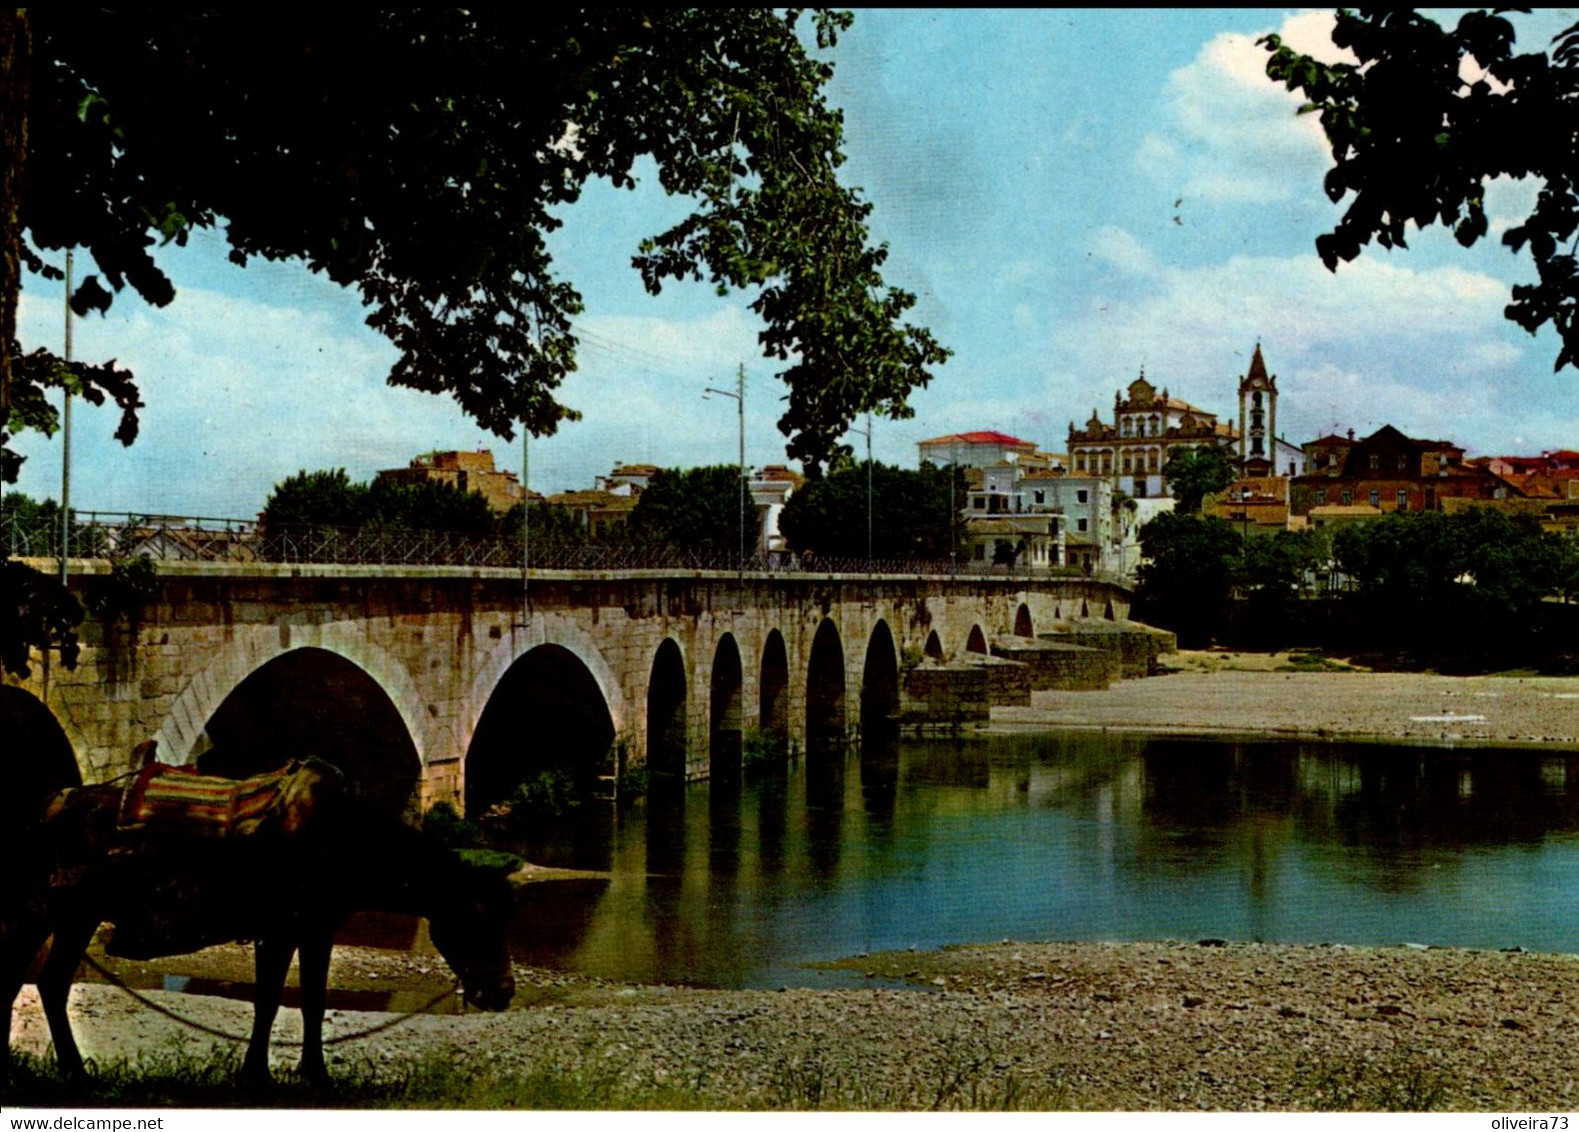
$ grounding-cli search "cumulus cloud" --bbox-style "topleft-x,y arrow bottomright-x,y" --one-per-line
8,277 -> 785,514
1032,248 -> 1569,456
1090,226 -> 1157,276
1136,15 -> 1346,205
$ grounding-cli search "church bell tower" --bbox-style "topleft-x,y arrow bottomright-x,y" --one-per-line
1237,343 -> 1277,476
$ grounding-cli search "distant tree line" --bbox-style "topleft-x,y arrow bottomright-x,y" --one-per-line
260,469 -> 586,543
1137,508 -> 1579,670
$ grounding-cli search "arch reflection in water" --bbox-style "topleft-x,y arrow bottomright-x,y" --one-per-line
491,732 -> 1579,990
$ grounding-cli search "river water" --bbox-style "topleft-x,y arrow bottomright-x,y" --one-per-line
487,731 -> 1579,989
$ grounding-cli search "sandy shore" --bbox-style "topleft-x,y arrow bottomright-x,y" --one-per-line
994,651 -> 1579,748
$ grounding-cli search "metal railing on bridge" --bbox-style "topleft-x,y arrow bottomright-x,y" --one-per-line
1,510 -> 1122,582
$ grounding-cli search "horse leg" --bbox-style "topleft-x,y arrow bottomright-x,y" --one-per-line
241,938 -> 295,1085
35,918 -> 96,1080
1,911 -> 54,1084
295,929 -> 333,1085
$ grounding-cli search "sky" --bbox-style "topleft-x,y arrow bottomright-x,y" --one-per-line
11,8 -> 1579,518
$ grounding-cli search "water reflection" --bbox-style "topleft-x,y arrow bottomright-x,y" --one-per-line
493,733 -> 1579,988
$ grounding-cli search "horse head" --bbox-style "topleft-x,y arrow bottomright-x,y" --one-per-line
426,863 -> 517,1011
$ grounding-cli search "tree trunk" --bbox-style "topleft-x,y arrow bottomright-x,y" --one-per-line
0,8 -> 29,425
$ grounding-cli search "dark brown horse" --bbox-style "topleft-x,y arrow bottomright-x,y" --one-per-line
2,757 -> 516,1084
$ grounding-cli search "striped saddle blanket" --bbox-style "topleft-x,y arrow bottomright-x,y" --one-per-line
117,761 -> 297,839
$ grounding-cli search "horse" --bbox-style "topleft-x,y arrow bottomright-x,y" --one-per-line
2,756 -> 517,1085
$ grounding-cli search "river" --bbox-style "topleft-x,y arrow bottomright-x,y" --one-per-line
479,731 -> 1579,989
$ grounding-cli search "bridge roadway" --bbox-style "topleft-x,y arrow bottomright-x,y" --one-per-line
4,561 -> 1133,814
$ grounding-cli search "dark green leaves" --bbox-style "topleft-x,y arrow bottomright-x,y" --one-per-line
16,9 -> 945,463
1262,9 -> 1579,372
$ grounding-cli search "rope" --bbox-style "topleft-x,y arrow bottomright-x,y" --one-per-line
79,951 -> 463,1047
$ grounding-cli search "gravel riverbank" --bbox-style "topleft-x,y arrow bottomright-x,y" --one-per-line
12,939 -> 1579,1110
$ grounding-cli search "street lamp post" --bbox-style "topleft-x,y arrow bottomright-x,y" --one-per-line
704,364 -> 746,580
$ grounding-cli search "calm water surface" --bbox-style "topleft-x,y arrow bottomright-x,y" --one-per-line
492,732 -> 1579,989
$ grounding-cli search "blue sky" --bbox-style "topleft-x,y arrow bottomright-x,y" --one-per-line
11,9 -> 1579,517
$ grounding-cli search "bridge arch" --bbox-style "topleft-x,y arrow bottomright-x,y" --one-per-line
805,617 -> 846,756
193,645 -> 421,818
709,633 -> 744,781
758,628 -> 790,755
1014,603 -> 1034,637
860,619 -> 900,737
156,624 -> 429,772
647,638 -> 689,786
924,628 -> 943,660
463,643 -> 616,817
466,614 -> 626,750
1,685 -> 81,818
965,624 -> 989,655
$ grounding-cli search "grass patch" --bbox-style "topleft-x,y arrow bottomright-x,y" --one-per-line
4,1047 -> 710,1110
6,1033 -> 1075,1111
1293,1053 -> 1449,1112
1275,652 -> 1358,673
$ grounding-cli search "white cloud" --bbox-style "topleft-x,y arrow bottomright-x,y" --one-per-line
1137,16 -> 1344,204
1090,225 -> 1157,275
9,278 -> 786,513
1030,248 -> 1570,456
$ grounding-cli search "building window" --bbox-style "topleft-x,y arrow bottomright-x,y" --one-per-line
1077,489 -> 1088,503
1369,454 -> 1379,470
1342,489 -> 1353,505
1397,489 -> 1408,509
1078,518 -> 1089,532
1316,488 -> 1326,505
973,544 -> 985,561
1034,490 -> 1045,504
1369,489 -> 1380,507
973,498 -> 985,510
1397,455 -> 1407,470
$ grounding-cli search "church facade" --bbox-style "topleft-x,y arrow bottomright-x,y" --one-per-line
1066,373 -> 1234,498
1066,345 -> 1305,498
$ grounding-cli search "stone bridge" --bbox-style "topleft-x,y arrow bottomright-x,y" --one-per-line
4,563 -> 1137,816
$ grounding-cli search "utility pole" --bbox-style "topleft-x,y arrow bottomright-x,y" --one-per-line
520,428 -> 530,625
60,249 -> 73,584
704,365 -> 746,581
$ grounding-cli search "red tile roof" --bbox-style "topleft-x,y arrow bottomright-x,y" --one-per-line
919,430 -> 1038,448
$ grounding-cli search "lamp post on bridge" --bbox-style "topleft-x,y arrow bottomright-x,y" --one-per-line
704,364 -> 747,583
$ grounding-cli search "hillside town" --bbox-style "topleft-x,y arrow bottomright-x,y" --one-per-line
370,343 -> 1579,580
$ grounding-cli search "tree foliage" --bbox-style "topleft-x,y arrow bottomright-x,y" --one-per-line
1333,507 -> 1567,620
2,9 -> 947,477
779,460 -> 964,560
1262,10 -> 1579,370
1164,444 -> 1236,513
1135,512 -> 1243,647
626,466 -> 746,553
260,468 -> 512,536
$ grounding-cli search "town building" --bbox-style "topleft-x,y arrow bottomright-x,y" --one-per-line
1067,372 -> 1235,499
751,465 -> 804,556
1209,475 -> 1292,536
547,489 -> 638,538
918,430 -> 1051,471
375,449 -> 524,512
1289,424 -> 1518,519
